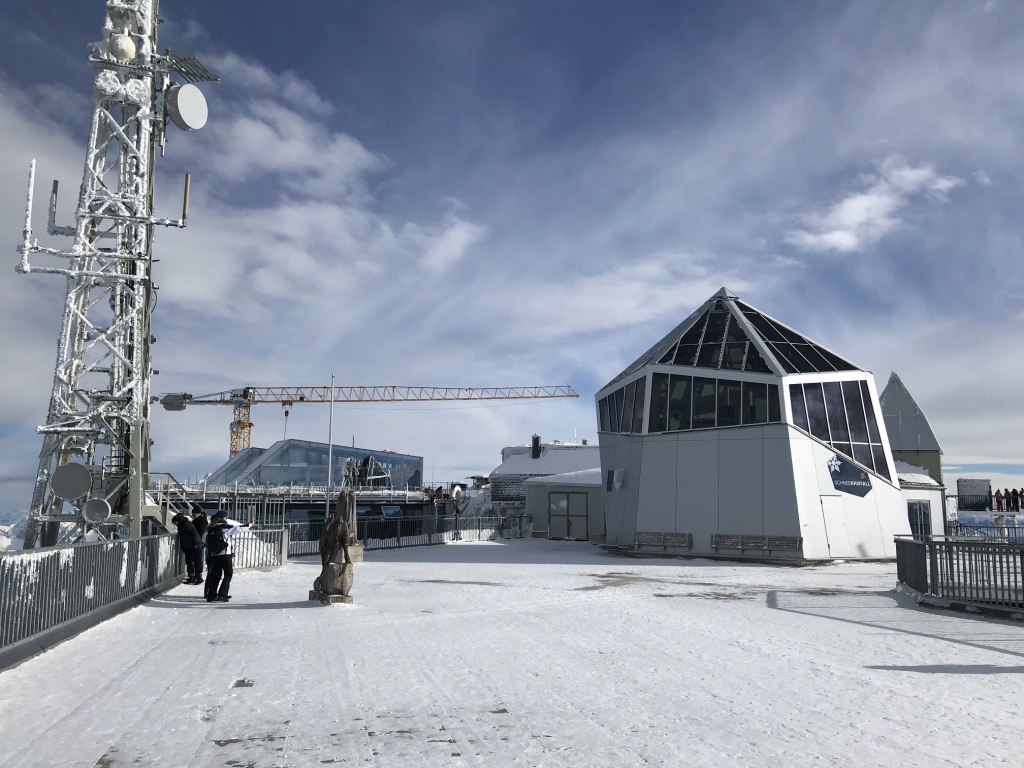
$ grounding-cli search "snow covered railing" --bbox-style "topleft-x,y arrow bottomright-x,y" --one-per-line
286,515 -> 531,556
0,535 -> 179,655
895,536 -> 1024,616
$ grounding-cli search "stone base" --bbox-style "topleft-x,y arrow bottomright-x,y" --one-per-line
309,590 -> 354,604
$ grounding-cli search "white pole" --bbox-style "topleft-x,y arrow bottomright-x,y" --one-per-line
327,373 -> 335,519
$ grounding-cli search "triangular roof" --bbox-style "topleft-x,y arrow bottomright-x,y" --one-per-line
880,373 -> 942,454
604,287 -> 859,388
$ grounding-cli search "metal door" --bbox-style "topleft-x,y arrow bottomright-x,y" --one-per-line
820,496 -> 853,557
548,492 -> 589,540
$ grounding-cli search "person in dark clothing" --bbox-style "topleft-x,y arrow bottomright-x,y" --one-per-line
1012,488 -> 1021,514
171,513 -> 203,584
189,505 -> 208,583
204,512 -> 251,603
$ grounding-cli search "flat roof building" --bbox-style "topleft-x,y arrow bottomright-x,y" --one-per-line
596,287 -> 910,561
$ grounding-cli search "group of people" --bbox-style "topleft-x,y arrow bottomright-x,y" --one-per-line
995,488 -> 1023,514
170,506 -> 250,603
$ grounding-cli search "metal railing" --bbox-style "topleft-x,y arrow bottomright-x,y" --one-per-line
287,515 -> 531,556
0,534 -> 178,650
895,536 -> 1024,613
946,521 -> 1024,541
1,529 -> 289,654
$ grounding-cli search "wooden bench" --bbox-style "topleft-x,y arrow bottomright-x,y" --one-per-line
711,534 -> 803,554
634,531 -> 693,551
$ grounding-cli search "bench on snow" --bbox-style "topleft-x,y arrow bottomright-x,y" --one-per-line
633,532 -> 693,551
710,534 -> 803,554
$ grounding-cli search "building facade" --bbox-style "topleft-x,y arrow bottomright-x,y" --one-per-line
596,288 -> 910,561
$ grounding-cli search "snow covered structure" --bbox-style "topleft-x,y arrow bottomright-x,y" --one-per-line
894,462 -> 945,537
488,442 -> 599,509
595,288 -> 910,561
524,468 -> 604,542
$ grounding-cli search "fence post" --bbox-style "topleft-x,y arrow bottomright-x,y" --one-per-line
281,528 -> 289,566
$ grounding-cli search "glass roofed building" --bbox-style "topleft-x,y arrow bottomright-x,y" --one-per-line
204,438 -> 423,490
595,287 -> 909,561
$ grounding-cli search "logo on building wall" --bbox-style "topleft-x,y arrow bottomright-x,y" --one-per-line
828,454 -> 872,497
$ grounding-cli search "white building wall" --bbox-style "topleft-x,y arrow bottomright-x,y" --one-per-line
601,423 -> 910,559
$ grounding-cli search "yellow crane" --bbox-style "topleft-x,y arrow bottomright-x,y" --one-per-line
159,385 -> 580,456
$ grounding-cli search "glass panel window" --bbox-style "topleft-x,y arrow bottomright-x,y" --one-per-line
768,344 -> 799,373
773,343 -> 817,373
649,373 -> 669,433
853,443 -> 875,472
861,381 -> 881,443
696,342 -> 723,369
717,380 -> 741,427
833,442 -> 853,460
613,387 -> 625,432
742,381 -> 768,425
818,347 -> 857,371
679,314 -> 708,346
668,375 -> 692,431
843,381 -> 869,442
795,344 -> 836,372
702,308 -> 729,346
823,382 -> 850,442
871,444 -> 890,480
742,311 -> 786,343
621,381 -> 636,434
725,315 -> 747,342
744,344 -> 772,373
692,377 -> 717,429
632,378 -> 646,433
721,342 -> 746,370
658,344 -> 678,364
768,383 -> 781,422
599,396 -> 610,432
789,384 -> 809,431
803,383 -> 831,441
766,317 -> 805,344
673,344 -> 699,366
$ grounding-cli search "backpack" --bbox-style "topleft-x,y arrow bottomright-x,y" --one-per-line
207,525 -> 228,556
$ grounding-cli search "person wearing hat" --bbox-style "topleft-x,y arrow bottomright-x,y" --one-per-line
171,511 -> 203,584
204,512 -> 252,603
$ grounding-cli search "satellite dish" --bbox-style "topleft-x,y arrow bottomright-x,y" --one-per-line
166,84 -> 208,131
83,498 -> 113,525
51,462 -> 93,500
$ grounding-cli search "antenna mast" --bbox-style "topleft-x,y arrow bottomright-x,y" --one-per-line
17,1 -> 217,547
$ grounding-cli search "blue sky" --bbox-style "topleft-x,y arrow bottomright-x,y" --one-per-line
1,1 -> 1022,505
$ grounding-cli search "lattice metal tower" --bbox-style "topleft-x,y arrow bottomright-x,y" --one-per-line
17,0 -> 217,547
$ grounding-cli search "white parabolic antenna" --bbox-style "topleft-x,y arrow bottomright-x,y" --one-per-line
51,462 -> 92,500
82,497 -> 113,525
166,83 -> 208,131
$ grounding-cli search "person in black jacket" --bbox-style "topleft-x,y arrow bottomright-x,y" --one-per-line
190,505 -> 209,583
171,512 -> 203,584
204,512 -> 252,603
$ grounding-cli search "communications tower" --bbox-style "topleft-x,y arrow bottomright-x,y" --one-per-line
16,1 -> 217,547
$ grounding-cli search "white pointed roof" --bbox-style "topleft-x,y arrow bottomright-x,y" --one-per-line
604,288 -> 861,389
880,373 -> 942,454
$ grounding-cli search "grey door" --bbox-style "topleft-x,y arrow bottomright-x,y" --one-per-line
907,500 -> 932,538
549,492 -> 589,540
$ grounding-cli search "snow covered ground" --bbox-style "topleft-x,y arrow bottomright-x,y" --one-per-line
1,538 -> 1021,767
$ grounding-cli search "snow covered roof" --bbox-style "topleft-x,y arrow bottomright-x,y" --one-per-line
880,373 -> 942,454
523,468 -> 603,487
604,287 -> 860,389
490,445 -> 599,478
894,460 -> 941,487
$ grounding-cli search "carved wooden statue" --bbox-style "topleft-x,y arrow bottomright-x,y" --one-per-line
310,489 -> 355,604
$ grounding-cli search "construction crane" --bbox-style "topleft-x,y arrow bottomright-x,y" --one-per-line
160,385 -> 580,456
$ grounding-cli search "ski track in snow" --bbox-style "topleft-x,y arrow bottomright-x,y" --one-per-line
0,538 -> 1022,767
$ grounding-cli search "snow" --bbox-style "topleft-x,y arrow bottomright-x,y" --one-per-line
490,444 -> 599,477
894,460 -> 940,487
524,467 -> 602,487
1,538 -> 1021,766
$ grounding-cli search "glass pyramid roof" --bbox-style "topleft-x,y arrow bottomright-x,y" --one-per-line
606,287 -> 859,387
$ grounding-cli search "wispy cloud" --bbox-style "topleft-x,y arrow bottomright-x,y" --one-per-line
786,157 -> 962,254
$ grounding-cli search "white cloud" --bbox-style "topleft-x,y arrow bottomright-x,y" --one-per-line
786,157 -> 962,254
205,52 -> 333,116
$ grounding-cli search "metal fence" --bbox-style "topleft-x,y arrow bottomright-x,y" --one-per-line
288,515 -> 531,556
946,521 -> 1024,541
1,529 -> 288,655
895,536 -> 1024,613
0,535 -> 178,650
